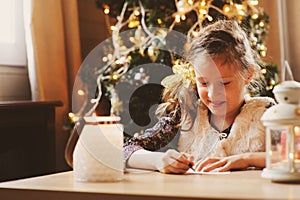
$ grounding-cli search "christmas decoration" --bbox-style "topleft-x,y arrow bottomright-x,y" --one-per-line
72,0 -> 279,138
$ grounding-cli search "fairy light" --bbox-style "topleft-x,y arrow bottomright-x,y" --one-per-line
200,0 -> 206,6
181,15 -> 186,20
175,14 -> 181,23
104,8 -> 110,14
157,18 -> 162,24
251,13 -> 259,19
207,15 -> 213,21
107,54 -> 113,60
261,68 -> 267,74
249,0 -> 259,6
223,5 -> 230,13
102,56 -> 108,62
77,89 -> 85,96
188,0 -> 194,5
110,26 -> 116,31
260,44 -> 266,51
199,8 -> 207,15
111,74 -> 119,81
68,112 -> 75,123
259,21 -> 265,27
134,10 -> 140,16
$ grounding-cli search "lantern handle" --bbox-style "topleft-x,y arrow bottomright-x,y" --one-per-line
282,60 -> 294,82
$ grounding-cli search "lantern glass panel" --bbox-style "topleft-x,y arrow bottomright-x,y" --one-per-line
268,127 -> 289,170
294,126 -> 300,171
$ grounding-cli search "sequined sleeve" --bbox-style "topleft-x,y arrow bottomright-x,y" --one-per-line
123,117 -> 178,161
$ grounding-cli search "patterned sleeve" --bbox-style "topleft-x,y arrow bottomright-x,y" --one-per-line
124,117 -> 179,162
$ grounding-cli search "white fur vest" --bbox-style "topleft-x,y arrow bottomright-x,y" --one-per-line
177,96 -> 275,162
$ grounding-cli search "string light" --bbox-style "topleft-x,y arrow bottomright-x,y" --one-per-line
251,13 -> 259,19
77,90 -> 85,96
175,14 -> 181,23
103,5 -> 110,15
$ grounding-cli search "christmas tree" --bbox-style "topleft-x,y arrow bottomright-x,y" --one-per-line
73,0 -> 279,139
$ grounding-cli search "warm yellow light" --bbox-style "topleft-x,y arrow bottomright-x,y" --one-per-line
199,8 -> 207,15
68,112 -> 75,118
112,74 -> 119,80
157,18 -> 162,24
223,5 -> 230,13
201,0 -> 206,7
251,13 -> 258,19
207,15 -> 213,21
77,90 -> 85,96
104,8 -> 110,15
295,126 -> 300,134
261,68 -> 267,74
107,54 -> 113,60
181,15 -> 186,20
259,21 -> 265,27
188,0 -> 194,5
192,31 -> 199,37
110,26 -> 116,31
250,0 -> 259,6
175,15 -> 181,23
260,44 -> 266,50
68,112 -> 75,122
134,10 -> 140,16
261,50 -> 266,57
102,56 -> 108,62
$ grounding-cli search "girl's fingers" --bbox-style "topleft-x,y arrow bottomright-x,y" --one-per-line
201,160 -> 227,172
194,158 -> 220,172
166,150 -> 193,166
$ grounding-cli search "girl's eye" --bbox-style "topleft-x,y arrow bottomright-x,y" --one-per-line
199,82 -> 208,86
220,81 -> 230,86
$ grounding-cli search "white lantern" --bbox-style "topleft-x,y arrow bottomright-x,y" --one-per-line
73,116 -> 124,182
261,81 -> 300,182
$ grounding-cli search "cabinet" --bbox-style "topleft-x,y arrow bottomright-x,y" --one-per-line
0,101 -> 62,182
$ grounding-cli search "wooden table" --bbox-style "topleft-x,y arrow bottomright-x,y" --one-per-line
0,169 -> 299,200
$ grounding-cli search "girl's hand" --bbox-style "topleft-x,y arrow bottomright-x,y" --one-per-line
194,153 -> 265,172
156,149 -> 194,174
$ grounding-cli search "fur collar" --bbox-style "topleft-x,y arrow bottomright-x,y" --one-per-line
177,96 -> 275,162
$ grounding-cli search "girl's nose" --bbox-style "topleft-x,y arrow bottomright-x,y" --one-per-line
207,84 -> 225,99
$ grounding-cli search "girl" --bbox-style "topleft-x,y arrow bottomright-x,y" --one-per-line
124,20 -> 275,174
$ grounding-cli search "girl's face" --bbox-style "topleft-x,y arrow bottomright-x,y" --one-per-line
194,56 -> 251,118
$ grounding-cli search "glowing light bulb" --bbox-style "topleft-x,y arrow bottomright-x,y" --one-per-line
261,68 -> 267,74
77,90 -> 85,96
250,0 -> 259,6
223,5 -> 230,13
134,10 -> 140,16
104,8 -> 110,14
259,21 -> 265,27
251,13 -> 258,19
175,15 -> 181,23
207,15 -> 213,21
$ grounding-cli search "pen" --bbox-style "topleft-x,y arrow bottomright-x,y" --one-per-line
159,131 -> 195,171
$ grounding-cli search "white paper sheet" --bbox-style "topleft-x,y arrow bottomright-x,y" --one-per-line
185,168 -> 231,175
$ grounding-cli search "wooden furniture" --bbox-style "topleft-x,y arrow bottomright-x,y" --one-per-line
0,169 -> 299,200
0,101 -> 62,182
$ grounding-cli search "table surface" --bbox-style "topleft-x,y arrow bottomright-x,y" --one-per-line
0,169 -> 300,200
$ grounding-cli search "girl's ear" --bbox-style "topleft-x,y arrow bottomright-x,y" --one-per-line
245,65 -> 255,85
